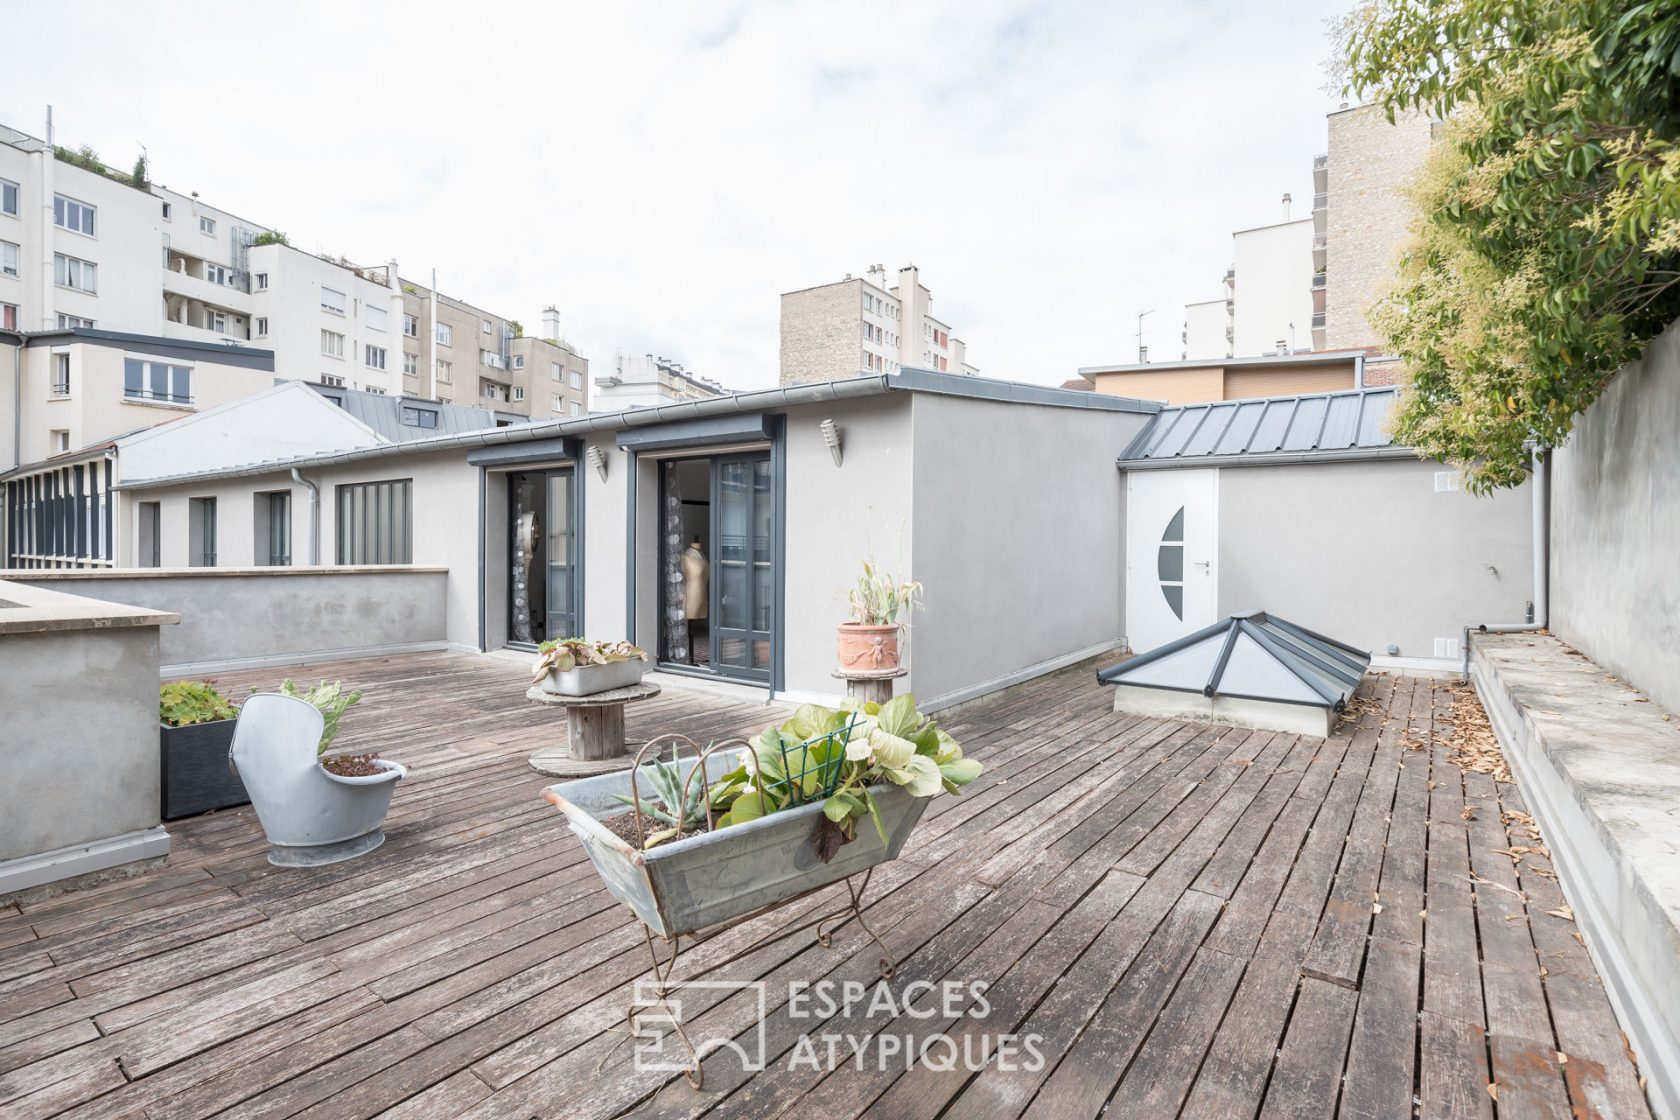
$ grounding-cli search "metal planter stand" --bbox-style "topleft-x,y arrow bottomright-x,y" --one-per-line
544,730 -> 925,1089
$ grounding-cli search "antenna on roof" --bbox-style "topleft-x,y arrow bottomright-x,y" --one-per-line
1136,309 -> 1154,363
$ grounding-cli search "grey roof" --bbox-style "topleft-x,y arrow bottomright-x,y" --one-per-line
1118,385 -> 1405,469
115,367 -> 1160,489
1098,611 -> 1371,710
304,384 -> 503,442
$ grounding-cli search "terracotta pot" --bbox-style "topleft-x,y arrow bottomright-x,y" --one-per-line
837,622 -> 901,672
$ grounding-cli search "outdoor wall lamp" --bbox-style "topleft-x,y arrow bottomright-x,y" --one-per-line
820,418 -> 843,467
586,444 -> 609,482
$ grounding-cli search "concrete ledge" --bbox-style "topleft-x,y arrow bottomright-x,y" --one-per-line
164,640 -> 452,678
0,579 -> 179,636
1472,632 -> 1680,1120
0,827 -> 172,902
4,565 -> 449,580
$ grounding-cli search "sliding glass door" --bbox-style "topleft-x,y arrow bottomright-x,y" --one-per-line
508,469 -> 577,647
712,455 -> 773,680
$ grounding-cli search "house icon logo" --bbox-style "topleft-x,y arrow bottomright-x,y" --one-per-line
630,979 -> 768,1074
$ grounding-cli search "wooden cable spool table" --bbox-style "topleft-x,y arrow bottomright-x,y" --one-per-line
526,681 -> 663,778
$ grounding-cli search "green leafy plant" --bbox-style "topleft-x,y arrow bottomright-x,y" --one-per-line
846,561 -> 922,626
130,154 -> 149,191
531,638 -> 647,682
277,679 -> 362,754
252,230 -> 289,247
159,681 -> 238,727
1336,0 -> 1680,491
711,695 -> 981,859
611,757 -> 714,849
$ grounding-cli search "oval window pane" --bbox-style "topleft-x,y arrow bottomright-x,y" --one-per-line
1162,584 -> 1184,620
1158,544 -> 1183,582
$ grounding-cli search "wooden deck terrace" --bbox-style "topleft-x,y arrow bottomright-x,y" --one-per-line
0,651 -> 1653,1118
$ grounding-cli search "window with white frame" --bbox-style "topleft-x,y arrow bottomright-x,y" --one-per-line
550,361 -> 561,380
206,310 -> 227,332
54,253 -> 97,293
321,329 -> 345,358
52,429 -> 70,453
481,319 -> 492,335
205,263 -> 227,286
320,287 -> 346,315
161,200 -> 172,220
402,352 -> 417,375
123,357 -> 193,404
365,344 -> 386,370
365,386 -> 386,395
512,355 -> 524,369
0,178 -> 17,217
568,370 -> 581,390
255,317 -> 268,337
402,313 -> 418,338
570,401 -> 582,416
255,272 -> 269,290
365,305 -> 388,332
0,240 -> 16,277
480,349 -> 502,368
1,303 -> 16,330
512,386 -> 524,401
552,394 -> 563,410
199,215 -> 216,235
435,322 -> 452,346
51,353 -> 70,395
56,313 -> 94,329
320,373 -> 345,387
53,195 -> 95,236
437,359 -> 452,383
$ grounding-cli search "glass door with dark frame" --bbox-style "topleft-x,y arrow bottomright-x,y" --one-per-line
507,469 -> 577,648
712,454 -> 773,680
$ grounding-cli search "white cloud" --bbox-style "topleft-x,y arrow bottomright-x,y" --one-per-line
0,0 -> 1346,388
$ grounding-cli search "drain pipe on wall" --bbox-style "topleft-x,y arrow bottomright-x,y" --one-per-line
1462,442 -> 1550,680
290,468 -> 321,565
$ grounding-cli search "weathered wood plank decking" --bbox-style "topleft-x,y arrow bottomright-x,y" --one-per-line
0,653 -> 1652,1118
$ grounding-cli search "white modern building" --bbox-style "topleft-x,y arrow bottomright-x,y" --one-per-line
591,352 -> 727,413
779,264 -> 977,384
0,117 -> 584,430
1178,199 -> 1315,362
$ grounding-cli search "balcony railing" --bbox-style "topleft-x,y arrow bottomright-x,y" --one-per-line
1313,153 -> 1328,170
1313,233 -> 1328,250
1312,272 -> 1327,290
1312,192 -> 1327,211
125,387 -> 194,406
1311,312 -> 1327,328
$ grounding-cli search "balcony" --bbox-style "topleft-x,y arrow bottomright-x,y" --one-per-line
162,265 -> 252,312
1312,312 -> 1327,328
1312,272 -> 1327,291
1312,191 -> 1327,212
1313,153 -> 1328,170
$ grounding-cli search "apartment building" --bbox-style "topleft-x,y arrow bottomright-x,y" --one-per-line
779,264 -> 977,385
591,352 -> 726,412
0,118 -> 585,427
1176,104 -> 1433,374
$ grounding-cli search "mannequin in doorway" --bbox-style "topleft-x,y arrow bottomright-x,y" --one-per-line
682,536 -> 709,664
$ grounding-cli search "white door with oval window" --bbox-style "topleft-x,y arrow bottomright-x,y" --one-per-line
1125,469 -> 1218,653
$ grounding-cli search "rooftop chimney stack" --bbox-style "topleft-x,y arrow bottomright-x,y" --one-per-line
1282,193 -> 1292,221
541,305 -> 561,341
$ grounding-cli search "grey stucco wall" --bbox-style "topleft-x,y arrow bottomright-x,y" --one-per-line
1215,458 -> 1533,659
14,569 -> 449,670
910,394 -> 1148,706
0,625 -> 162,861
1551,319 -> 1680,712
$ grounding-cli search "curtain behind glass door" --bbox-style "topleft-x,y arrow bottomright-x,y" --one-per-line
545,471 -> 576,640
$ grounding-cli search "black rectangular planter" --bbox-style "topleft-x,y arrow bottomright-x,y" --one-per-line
160,717 -> 249,820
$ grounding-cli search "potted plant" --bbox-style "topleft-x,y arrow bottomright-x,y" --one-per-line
532,638 -> 649,696
159,681 -> 248,820
231,679 -> 407,867
837,562 -> 922,672
542,693 -> 981,937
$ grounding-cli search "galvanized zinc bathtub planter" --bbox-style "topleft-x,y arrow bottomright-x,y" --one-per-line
541,745 -> 927,938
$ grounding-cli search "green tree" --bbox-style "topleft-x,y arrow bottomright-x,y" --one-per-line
130,153 -> 149,190
252,230 -> 289,247
1339,0 -> 1680,491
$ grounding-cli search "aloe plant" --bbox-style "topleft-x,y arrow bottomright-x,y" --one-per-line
612,757 -> 713,849
846,561 -> 922,627
277,679 -> 361,754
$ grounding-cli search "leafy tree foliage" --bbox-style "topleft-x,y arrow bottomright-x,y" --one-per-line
1339,0 -> 1680,491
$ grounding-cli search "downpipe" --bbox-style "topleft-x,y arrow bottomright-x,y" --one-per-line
290,468 -> 320,565
1462,443 -> 1550,681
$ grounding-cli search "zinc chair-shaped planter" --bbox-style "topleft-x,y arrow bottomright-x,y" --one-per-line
229,692 -> 406,867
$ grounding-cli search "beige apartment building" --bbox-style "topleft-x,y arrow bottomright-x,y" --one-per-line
397,293 -> 589,422
779,264 -> 976,384
1079,350 -> 1368,406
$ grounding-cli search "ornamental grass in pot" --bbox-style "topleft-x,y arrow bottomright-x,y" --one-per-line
837,562 -> 921,673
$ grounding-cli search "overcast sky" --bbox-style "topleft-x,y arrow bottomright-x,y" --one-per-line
1,0 -> 1348,390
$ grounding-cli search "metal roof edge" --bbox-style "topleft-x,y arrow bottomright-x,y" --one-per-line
890,367 -> 1159,414
1117,446 -> 1419,471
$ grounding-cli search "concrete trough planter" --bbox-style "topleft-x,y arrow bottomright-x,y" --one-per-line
159,715 -> 250,820
543,747 -> 927,938
538,658 -> 646,697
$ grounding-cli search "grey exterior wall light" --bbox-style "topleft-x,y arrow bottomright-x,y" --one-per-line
820,418 -> 842,467
586,444 -> 609,481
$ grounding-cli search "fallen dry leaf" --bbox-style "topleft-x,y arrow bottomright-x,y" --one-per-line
1557,1051 -> 1567,1065
1548,905 -> 1576,922
1487,1083 -> 1499,1102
